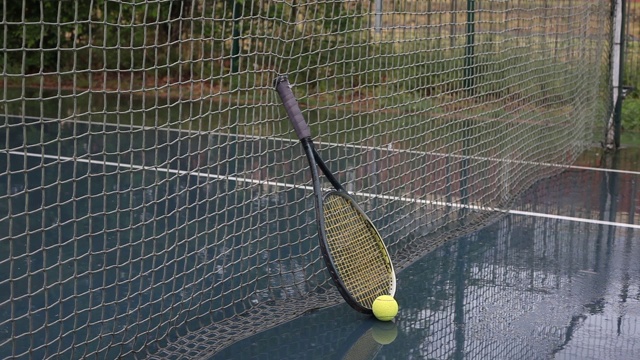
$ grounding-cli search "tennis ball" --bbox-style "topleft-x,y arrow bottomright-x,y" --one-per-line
372,295 -> 398,321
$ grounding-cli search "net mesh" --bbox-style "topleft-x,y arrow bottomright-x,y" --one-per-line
0,0 -> 615,358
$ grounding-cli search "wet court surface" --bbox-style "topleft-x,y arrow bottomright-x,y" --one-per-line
212,148 -> 640,360
2,120 -> 639,359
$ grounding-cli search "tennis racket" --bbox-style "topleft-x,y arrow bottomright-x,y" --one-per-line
274,75 -> 396,314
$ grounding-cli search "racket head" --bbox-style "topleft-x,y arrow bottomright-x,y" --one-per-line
319,191 -> 396,313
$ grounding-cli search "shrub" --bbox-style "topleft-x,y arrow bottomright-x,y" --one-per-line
622,97 -> 640,132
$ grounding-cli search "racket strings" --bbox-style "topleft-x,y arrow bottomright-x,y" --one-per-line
323,194 -> 393,309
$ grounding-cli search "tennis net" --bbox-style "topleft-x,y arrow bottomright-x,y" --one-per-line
0,0 -> 615,358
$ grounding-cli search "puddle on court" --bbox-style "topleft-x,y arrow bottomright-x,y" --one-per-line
212,148 -> 640,360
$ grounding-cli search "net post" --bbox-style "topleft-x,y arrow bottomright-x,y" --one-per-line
607,0 -> 626,151
374,0 -> 382,33
460,0 -> 476,213
615,0 -> 628,149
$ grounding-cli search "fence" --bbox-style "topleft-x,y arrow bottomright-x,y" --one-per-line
0,1 -> 616,358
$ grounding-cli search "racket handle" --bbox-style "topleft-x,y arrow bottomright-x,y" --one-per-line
274,75 -> 311,140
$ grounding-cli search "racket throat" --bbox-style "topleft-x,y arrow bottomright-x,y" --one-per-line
300,138 -> 343,191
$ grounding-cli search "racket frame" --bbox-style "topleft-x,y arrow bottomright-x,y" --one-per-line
275,75 -> 396,313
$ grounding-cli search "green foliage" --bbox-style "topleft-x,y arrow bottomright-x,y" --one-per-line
1,0 -> 205,75
1,0 -> 83,72
622,97 -> 640,132
0,0 -> 606,109
1,0 -> 368,90
251,1 -> 369,92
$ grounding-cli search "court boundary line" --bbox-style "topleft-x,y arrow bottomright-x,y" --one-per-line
10,115 -> 634,176
8,150 -> 640,230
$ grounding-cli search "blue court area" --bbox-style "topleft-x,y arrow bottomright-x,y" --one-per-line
0,120 -> 319,359
1,119 -> 639,359
213,224 -> 640,359
211,151 -> 640,359
1,119 -> 438,359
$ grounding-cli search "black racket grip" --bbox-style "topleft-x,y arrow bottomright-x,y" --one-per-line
274,75 -> 311,140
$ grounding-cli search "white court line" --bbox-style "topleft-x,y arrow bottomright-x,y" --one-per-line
8,150 -> 640,230
8,150 -> 304,192
15,115 -> 640,176
506,210 -> 640,229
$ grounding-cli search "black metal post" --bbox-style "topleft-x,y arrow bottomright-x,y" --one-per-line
613,0 -> 627,148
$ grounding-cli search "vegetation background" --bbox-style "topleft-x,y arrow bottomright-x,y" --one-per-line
2,0 -> 638,142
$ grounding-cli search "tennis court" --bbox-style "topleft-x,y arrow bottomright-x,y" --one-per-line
209,149 -> 640,360
2,0 -> 638,359
0,119 -> 319,359
0,118 -> 511,359
3,119 -> 639,359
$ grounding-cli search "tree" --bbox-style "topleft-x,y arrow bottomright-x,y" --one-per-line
1,0 -> 192,75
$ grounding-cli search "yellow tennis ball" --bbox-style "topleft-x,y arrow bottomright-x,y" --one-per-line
372,295 -> 398,321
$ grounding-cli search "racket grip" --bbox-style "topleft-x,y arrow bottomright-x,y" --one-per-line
274,75 -> 311,140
